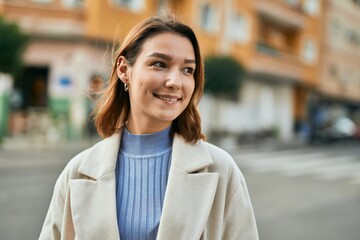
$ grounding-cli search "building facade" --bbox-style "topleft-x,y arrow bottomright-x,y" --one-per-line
3,0 -> 351,143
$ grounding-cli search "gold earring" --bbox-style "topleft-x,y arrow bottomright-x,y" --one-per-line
124,83 -> 129,92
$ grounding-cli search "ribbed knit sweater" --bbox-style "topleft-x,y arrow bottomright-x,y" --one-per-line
115,127 -> 173,240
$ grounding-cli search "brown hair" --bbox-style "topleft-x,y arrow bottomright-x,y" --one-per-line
93,15 -> 205,143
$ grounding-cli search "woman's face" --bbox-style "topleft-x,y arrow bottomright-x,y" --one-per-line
119,32 -> 196,132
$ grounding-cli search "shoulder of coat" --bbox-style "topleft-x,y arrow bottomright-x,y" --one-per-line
202,141 -> 233,163
202,141 -> 243,175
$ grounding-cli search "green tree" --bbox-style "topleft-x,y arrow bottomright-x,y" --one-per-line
0,16 -> 28,76
204,56 -> 245,100
0,17 -> 27,143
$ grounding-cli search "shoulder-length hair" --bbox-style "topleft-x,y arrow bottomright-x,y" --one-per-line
93,15 -> 205,143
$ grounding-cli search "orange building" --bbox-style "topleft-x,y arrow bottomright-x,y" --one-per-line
319,0 -> 360,102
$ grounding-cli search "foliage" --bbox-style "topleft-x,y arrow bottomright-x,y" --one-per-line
0,16 -> 28,76
204,55 -> 245,100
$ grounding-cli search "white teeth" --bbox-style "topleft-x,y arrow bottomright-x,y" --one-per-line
158,96 -> 178,102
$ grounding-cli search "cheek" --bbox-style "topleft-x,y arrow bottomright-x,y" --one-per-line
186,80 -> 195,97
129,74 -> 146,92
137,72 -> 162,89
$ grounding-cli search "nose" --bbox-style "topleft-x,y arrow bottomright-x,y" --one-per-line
165,69 -> 182,90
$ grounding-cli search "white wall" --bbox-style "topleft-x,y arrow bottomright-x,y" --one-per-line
199,79 -> 294,140
24,40 -> 111,97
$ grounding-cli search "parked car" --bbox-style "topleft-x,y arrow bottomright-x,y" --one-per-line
311,117 -> 357,143
329,117 -> 357,139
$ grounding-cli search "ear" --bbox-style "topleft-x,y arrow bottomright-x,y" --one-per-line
116,56 -> 129,83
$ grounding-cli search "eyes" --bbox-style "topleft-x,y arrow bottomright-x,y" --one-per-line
183,67 -> 194,75
152,62 -> 167,69
151,61 -> 194,75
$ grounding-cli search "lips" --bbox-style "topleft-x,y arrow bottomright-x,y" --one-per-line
153,93 -> 182,102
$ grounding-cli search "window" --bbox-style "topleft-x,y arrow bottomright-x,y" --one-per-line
329,18 -> 351,46
345,29 -> 360,47
285,0 -> 300,7
329,19 -> 341,40
353,0 -> 360,7
230,12 -> 250,43
62,0 -> 83,8
32,0 -> 53,3
157,0 -> 167,14
114,0 -> 144,11
329,64 -> 338,78
339,70 -> 350,89
303,0 -> 320,16
301,39 -> 317,64
200,3 -> 217,33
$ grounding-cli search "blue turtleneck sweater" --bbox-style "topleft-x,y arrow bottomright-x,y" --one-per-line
115,127 -> 173,240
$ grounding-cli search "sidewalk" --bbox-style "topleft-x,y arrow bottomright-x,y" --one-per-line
1,134 -> 308,153
212,135 -> 307,154
0,134 -> 98,152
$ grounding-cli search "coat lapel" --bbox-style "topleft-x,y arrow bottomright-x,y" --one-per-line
157,135 -> 219,240
68,131 -> 218,240
70,132 -> 122,240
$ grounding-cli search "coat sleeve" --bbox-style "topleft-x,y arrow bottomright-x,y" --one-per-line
222,178 -> 259,240
39,166 -> 76,240
38,178 -> 66,240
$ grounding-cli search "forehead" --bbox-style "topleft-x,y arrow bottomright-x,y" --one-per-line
140,32 -> 195,59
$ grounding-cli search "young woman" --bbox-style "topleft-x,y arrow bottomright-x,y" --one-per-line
39,16 -> 259,240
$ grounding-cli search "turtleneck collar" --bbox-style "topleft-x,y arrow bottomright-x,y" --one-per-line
120,126 -> 173,156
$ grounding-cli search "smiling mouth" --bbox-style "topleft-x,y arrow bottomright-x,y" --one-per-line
153,93 -> 181,102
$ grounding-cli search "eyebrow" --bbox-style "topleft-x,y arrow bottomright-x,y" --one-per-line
146,52 -> 196,64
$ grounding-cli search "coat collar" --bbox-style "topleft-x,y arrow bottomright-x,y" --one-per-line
78,131 -> 121,180
171,134 -> 214,173
78,129 -> 214,179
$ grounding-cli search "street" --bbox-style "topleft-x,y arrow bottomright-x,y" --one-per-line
0,145 -> 83,240
1,142 -> 360,240
231,143 -> 360,240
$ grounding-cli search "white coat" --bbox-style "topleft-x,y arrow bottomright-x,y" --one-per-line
39,129 -> 259,240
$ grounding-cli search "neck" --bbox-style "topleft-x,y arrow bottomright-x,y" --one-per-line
120,126 -> 172,155
125,115 -> 172,134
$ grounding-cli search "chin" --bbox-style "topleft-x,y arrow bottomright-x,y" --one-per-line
158,116 -> 178,122
156,112 -> 180,122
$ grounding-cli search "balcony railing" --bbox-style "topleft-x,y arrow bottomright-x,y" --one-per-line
256,42 -> 280,57
0,2 -> 85,37
249,41 -> 304,81
255,0 -> 305,28
256,41 -> 300,64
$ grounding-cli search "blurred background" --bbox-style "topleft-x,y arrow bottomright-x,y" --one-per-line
0,0 -> 360,239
